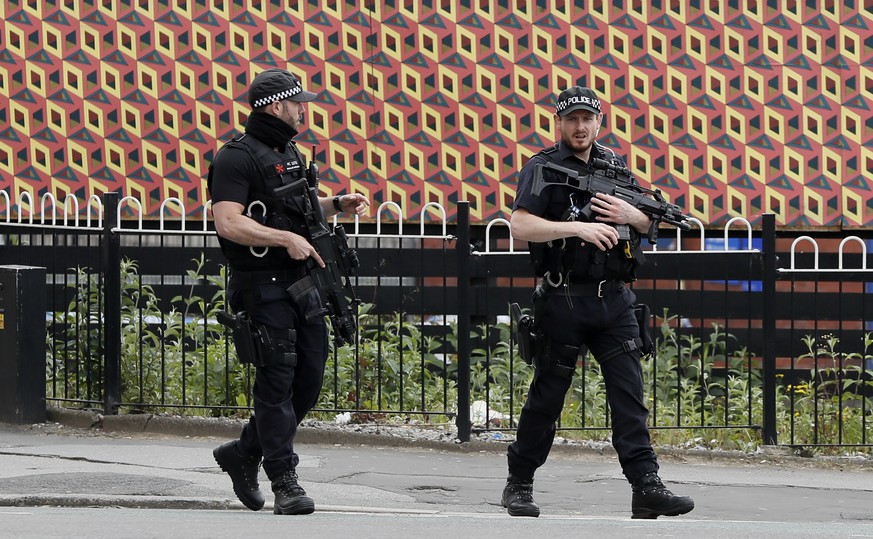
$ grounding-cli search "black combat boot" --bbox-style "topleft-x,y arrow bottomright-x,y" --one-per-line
501,474 -> 540,517
272,469 -> 315,515
213,441 -> 265,511
631,472 -> 694,519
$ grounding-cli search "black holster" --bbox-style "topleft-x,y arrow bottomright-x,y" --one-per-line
511,303 -> 536,365
218,310 -> 297,367
633,303 -> 654,356
218,310 -> 259,365
597,303 -> 654,363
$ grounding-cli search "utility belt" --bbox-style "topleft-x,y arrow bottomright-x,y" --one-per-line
230,266 -> 308,287
230,263 -> 326,322
231,262 -> 327,322
229,265 -> 310,310
542,276 -> 624,298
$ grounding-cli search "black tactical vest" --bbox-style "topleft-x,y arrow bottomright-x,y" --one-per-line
528,146 -> 645,283
211,134 -> 312,271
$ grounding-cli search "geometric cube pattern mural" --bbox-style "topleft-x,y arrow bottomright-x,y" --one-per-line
1,2 -> 871,227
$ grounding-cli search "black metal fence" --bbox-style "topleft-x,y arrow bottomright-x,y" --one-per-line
2,190 -> 872,448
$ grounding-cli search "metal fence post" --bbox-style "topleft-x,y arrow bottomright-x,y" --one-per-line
455,202 -> 472,442
0,265 -> 47,423
761,213 -> 778,444
102,192 -> 121,414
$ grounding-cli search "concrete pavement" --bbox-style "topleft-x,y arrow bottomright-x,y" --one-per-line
1,408 -> 873,523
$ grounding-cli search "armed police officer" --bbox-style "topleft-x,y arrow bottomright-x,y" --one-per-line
502,86 -> 694,519
207,68 -> 369,515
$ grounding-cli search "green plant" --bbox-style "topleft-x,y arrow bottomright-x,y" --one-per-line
318,307 -> 456,418
638,310 -> 763,448
468,317 -> 532,427
47,261 -> 873,454
48,257 -> 253,416
46,267 -> 104,404
778,333 -> 873,448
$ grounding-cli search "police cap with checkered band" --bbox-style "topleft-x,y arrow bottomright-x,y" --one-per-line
554,86 -> 602,117
247,69 -> 318,108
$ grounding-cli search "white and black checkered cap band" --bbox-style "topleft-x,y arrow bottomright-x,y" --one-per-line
555,95 -> 601,114
251,85 -> 303,108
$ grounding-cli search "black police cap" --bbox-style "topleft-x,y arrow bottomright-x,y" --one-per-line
555,86 -> 602,116
247,69 -> 317,108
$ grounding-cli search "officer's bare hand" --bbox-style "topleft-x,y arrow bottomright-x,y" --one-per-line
338,193 -> 370,217
573,221 -> 619,251
283,231 -> 325,267
590,192 -> 640,225
591,192 -> 651,233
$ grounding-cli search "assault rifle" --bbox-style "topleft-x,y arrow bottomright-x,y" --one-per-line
276,161 -> 361,347
532,159 -> 691,243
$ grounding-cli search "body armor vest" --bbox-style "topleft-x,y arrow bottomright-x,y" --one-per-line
528,145 -> 645,283
213,134 -> 312,271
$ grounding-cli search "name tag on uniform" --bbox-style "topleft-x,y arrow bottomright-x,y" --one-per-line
266,158 -> 300,177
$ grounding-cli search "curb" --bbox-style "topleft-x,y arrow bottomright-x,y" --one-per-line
41,407 -> 873,470
44,407 -> 506,454
0,494 -> 440,515
0,494 -> 241,511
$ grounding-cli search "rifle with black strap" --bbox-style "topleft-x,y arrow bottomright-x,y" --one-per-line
533,159 -> 692,243
276,160 -> 361,347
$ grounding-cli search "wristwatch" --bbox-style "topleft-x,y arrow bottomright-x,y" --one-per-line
332,195 -> 342,212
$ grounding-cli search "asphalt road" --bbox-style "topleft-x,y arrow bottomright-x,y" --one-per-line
1,414 -> 873,538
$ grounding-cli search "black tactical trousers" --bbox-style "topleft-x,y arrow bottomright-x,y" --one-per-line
507,284 -> 659,484
229,279 -> 329,481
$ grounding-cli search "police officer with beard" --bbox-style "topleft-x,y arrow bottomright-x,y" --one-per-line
208,68 -> 369,515
501,86 -> 694,519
